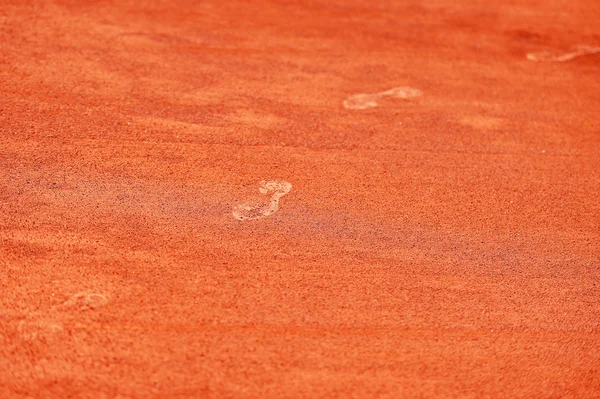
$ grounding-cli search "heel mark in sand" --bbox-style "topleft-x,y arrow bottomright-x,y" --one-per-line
343,87 -> 422,110
233,180 -> 292,221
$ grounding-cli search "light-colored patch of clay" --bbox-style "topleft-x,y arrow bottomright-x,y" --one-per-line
17,318 -> 64,342
343,93 -> 382,110
232,110 -> 287,129
61,292 -> 109,310
380,87 -> 423,99
343,87 -> 422,110
527,45 -> 600,62
233,180 -> 292,221
459,115 -> 503,130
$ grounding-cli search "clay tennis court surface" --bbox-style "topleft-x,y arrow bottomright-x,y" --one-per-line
1,0 -> 600,397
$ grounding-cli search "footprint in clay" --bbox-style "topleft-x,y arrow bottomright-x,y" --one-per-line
232,180 -> 292,221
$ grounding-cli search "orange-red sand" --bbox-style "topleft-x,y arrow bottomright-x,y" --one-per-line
1,0 -> 599,397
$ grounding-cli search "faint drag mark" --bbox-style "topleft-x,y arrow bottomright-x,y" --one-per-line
527,45 -> 600,62
233,180 -> 292,221
60,292 -> 109,311
10,291 -> 109,343
17,318 -> 64,342
343,87 -> 422,110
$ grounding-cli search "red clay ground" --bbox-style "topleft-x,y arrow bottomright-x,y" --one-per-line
1,0 -> 600,397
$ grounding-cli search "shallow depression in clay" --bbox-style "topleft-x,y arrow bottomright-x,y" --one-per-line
233,180 -> 292,221
61,292 -> 109,310
526,44 -> 600,62
343,86 -> 422,110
